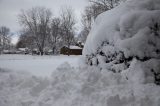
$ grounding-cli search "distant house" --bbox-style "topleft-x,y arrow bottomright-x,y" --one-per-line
16,48 -> 29,54
60,46 -> 83,55
32,48 -> 40,55
44,47 -> 53,55
18,48 -> 26,52
3,49 -> 16,54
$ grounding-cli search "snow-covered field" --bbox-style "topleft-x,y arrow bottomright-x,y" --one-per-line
0,54 -> 81,77
0,59 -> 160,106
1,0 -> 160,105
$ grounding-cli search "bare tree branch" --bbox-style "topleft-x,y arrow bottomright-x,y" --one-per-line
18,7 -> 52,55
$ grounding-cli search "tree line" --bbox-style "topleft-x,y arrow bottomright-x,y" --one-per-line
0,26 -> 12,54
0,0 -> 123,55
17,7 -> 76,55
17,0 -> 124,55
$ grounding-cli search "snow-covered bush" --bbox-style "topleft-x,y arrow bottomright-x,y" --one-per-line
83,0 -> 160,85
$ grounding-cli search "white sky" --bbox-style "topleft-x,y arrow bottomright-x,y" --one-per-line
0,0 -> 88,44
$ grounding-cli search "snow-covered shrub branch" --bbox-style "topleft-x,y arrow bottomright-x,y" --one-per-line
83,0 -> 160,85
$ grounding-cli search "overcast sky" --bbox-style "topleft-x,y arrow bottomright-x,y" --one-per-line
0,0 -> 88,43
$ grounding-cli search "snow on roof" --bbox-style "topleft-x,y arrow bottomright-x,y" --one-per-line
69,46 -> 82,49
33,48 -> 38,51
18,48 -> 26,51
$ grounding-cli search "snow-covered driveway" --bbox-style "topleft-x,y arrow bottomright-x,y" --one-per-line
0,54 -> 80,77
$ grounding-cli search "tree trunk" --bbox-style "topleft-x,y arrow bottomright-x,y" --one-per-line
39,48 -> 44,56
52,46 -> 55,55
67,44 -> 70,56
40,51 -> 44,56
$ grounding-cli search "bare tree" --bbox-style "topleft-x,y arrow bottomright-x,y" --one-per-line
86,0 -> 122,23
60,7 -> 76,51
0,26 -> 11,53
79,6 -> 94,43
82,6 -> 93,30
16,30 -> 35,50
89,0 -> 121,11
79,0 -> 124,43
18,7 -> 52,55
48,17 -> 62,54
78,27 -> 89,43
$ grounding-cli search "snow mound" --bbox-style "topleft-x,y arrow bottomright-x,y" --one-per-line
83,0 -> 160,84
1,65 -> 160,106
83,0 -> 160,57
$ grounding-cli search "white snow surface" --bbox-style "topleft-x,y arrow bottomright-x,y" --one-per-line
83,0 -> 160,59
0,62 -> 160,106
0,54 -> 80,77
70,46 -> 82,49
1,0 -> 160,105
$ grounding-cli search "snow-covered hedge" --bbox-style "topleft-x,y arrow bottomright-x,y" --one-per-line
83,0 -> 160,85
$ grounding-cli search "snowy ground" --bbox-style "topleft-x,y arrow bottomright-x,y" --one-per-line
0,54 -> 81,77
1,0 -> 160,105
0,59 -> 160,106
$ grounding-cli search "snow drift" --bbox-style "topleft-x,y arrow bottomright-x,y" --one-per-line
83,0 -> 160,84
1,65 -> 160,106
83,0 -> 160,57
